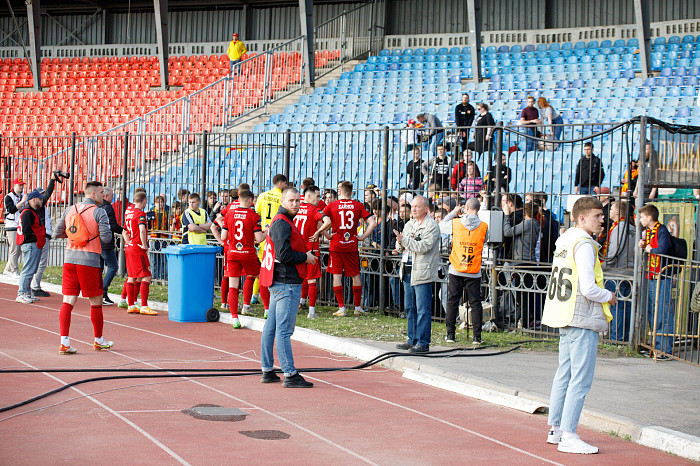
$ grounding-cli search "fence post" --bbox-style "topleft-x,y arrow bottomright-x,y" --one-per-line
630,117 -> 647,348
340,11 -> 346,70
284,128 -> 291,179
201,130 -> 208,198
69,132 -> 76,205
118,132 -> 130,277
489,122 -> 504,210
264,51 -> 272,114
379,126 -> 389,315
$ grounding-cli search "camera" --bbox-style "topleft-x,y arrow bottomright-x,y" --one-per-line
53,170 -> 70,183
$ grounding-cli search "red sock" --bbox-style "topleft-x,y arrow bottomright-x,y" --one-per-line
308,282 -> 318,307
352,286 -> 362,308
221,276 -> 229,304
59,303 -> 74,336
301,280 -> 308,300
243,277 -> 255,305
140,281 -> 150,307
333,286 -> 345,308
260,285 -> 270,309
91,305 -> 103,338
126,282 -> 135,306
121,282 -> 128,299
229,288 -> 239,318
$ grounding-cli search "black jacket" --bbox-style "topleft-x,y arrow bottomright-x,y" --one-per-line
575,154 -> 605,188
36,178 -> 56,238
99,200 -> 123,250
455,103 -> 475,128
539,209 -> 559,263
270,206 -> 307,284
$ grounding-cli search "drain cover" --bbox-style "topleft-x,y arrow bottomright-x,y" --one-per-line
239,430 -> 290,440
182,404 -> 248,422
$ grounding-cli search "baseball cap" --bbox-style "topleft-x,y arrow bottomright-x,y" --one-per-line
27,190 -> 42,201
407,119 -> 416,126
13,178 -> 25,185
232,33 -> 239,37
366,183 -> 376,190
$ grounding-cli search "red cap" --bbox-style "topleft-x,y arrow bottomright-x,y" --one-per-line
13,178 -> 25,185
232,33 -> 239,37
407,119 -> 416,125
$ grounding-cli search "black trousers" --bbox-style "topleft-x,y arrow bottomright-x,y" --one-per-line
446,274 -> 483,340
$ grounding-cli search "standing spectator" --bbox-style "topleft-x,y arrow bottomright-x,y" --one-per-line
181,193 -> 212,245
177,188 -> 190,209
406,146 -> 424,192
3,178 -> 28,277
633,141 -> 659,201
574,142 -> 605,195
451,150 -> 481,191
527,192 -> 559,263
147,195 -> 169,280
111,188 -> 133,227
484,152 -> 511,193
401,119 -> 423,154
363,184 -> 377,212
15,191 -> 46,304
30,174 -> 59,298
501,194 -> 524,261
455,93 -> 476,153
394,196 -> 440,353
468,103 -> 496,157
519,96 -> 540,152
421,144 -> 453,192
170,201 -> 183,241
537,97 -> 564,142
227,33 -> 247,76
98,187 -> 123,306
211,188 -> 230,219
259,187 -> 318,388
204,191 -> 218,218
416,113 -> 443,156
458,162 -> 483,200
439,198 -> 489,344
638,204 -> 674,359
542,197 -> 616,454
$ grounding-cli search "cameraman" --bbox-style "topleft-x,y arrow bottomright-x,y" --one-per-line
29,172 -> 60,297
4,178 -> 28,277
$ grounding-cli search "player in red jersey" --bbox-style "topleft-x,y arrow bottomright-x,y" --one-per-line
298,178 -> 327,308
323,180 -> 377,317
213,190 -> 266,329
123,192 -> 157,316
295,185 -> 332,318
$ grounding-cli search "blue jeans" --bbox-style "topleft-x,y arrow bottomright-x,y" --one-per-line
524,126 -> 537,151
149,240 -> 168,280
230,59 -> 241,76
647,278 -> 674,354
362,272 -> 376,308
101,248 -> 119,294
19,243 -> 42,296
390,275 -> 402,310
424,131 -> 444,156
579,186 -> 596,195
402,273 -> 433,347
261,282 -> 302,376
605,280 -> 631,342
548,326 -> 599,433
552,115 -> 564,141
30,239 -> 49,290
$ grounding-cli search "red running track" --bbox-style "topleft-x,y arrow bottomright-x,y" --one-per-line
0,284 -> 688,465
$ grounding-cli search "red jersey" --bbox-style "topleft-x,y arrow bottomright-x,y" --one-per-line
124,205 -> 147,250
300,195 -> 325,212
223,207 -> 262,256
323,199 -> 372,252
294,202 -> 327,251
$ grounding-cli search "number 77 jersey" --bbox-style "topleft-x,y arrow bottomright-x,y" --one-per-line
222,207 -> 262,257
323,199 -> 372,252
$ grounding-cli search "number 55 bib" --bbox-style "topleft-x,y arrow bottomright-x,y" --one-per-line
542,237 -> 611,328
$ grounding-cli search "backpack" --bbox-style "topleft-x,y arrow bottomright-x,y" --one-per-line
67,204 -> 96,247
668,235 -> 687,260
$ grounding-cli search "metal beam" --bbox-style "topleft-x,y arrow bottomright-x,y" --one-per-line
46,13 -> 86,45
298,0 -> 315,90
154,0 -> 170,89
466,0 -> 482,82
53,9 -> 102,46
634,0 -> 652,77
26,0 -> 41,90
0,20 -> 26,47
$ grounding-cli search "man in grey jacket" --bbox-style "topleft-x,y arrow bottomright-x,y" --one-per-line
416,113 -> 444,157
393,196 -> 440,353
603,200 -> 634,342
439,197 -> 488,344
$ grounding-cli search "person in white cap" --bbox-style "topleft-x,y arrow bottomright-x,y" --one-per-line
3,177 -> 28,277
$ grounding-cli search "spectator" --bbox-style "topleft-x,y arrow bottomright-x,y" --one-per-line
227,33 -> 247,76
212,188 -> 230,218
519,95 -> 541,152
147,195 -> 169,280
111,188 -> 133,227
526,192 -> 559,263
401,119 -> 423,154
458,162 -> 483,200
602,200 -> 635,342
398,192 -> 414,212
500,194 -> 524,261
15,191 -> 46,304
3,178 -> 28,277
177,188 -> 190,208
421,144 -> 453,192
620,158 -> 639,195
574,142 -> 605,194
633,141 -> 659,201
638,204 -> 674,359
416,113 -> 443,156
170,201 -> 183,241
30,174 -> 59,298
484,152 -> 512,193
451,149 -> 481,191
323,189 -> 338,205
426,183 -> 457,212
537,97 -> 564,142
204,191 -> 218,218
406,146 -> 425,192
98,187 -> 124,306
455,93 -> 475,153
468,103 -> 496,157
181,193 -> 212,245
363,184 -> 377,212
394,196 -> 440,353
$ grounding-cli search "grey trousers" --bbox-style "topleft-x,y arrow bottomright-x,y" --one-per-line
4,230 -> 21,274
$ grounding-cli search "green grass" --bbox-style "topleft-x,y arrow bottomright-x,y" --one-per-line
1,260 -> 639,358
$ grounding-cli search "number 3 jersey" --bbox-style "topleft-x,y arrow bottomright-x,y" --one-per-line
323,199 -> 371,252
222,207 -> 262,258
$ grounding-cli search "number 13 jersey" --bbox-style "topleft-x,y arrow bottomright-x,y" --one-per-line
323,199 -> 371,252
222,207 -> 262,257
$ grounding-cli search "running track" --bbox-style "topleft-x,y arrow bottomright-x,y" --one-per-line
0,284 -> 687,465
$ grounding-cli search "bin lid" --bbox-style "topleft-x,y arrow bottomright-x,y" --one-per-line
163,244 -> 221,255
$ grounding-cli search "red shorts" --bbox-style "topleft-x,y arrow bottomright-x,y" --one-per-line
226,252 -> 261,277
125,249 -> 151,279
62,263 -> 103,297
327,250 -> 360,277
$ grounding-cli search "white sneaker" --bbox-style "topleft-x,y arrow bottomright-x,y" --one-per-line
547,428 -> 562,444
240,305 -> 250,315
333,308 -> 346,317
15,294 -> 33,304
354,307 -> 367,316
557,436 -> 598,454
307,312 -> 317,319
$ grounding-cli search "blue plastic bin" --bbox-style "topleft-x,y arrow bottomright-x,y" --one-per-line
163,244 -> 221,322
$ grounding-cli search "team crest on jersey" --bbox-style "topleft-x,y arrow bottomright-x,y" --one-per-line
236,242 -> 243,251
344,232 -> 351,241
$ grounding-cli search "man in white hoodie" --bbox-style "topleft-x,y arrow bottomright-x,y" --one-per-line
542,197 -> 617,455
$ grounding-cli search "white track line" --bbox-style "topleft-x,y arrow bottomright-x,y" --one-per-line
2,299 -> 562,464
0,350 -> 191,466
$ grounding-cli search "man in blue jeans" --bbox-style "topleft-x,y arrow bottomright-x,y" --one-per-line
394,196 -> 440,353
542,197 -> 616,455
15,191 -> 46,304
259,187 -> 318,388
99,188 -> 123,305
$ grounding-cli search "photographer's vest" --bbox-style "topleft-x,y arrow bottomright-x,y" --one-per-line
4,192 -> 22,230
542,237 -> 611,329
182,208 -> 208,245
65,204 -> 102,254
16,209 -> 46,249
259,213 -> 308,287
449,219 -> 487,274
